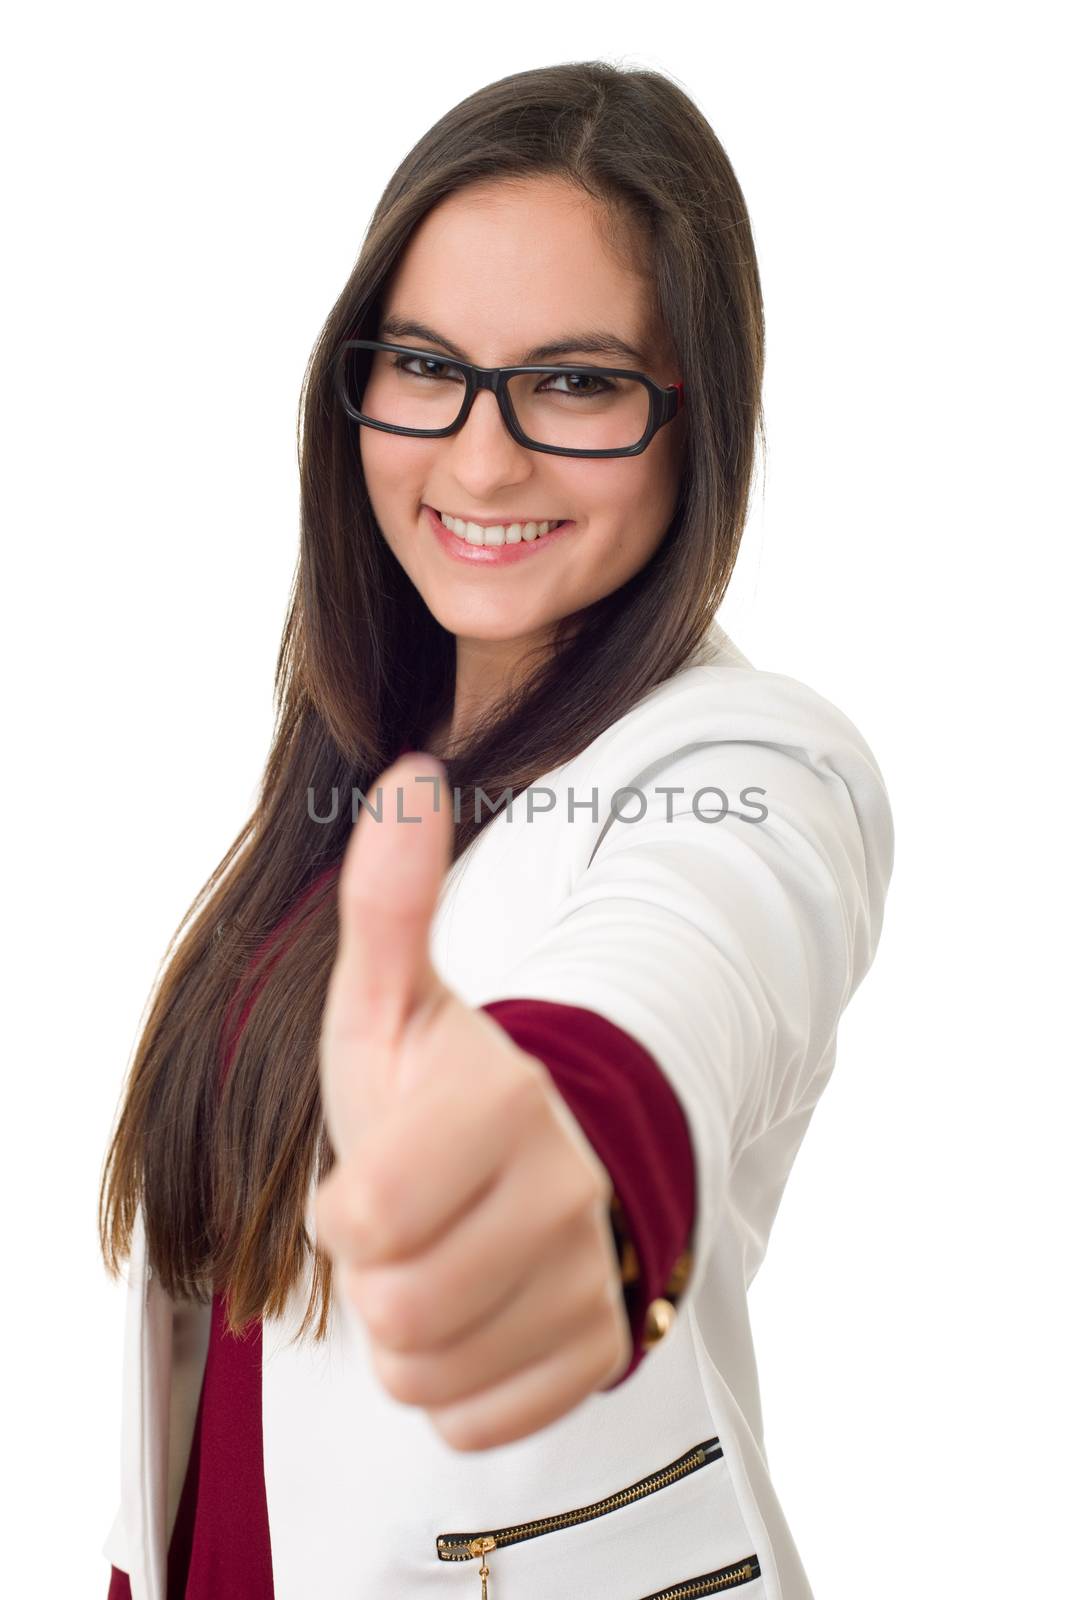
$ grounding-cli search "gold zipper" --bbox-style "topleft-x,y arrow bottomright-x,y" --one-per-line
640,1556 -> 761,1597
468,1537 -> 495,1600
455,1545 -> 759,1600
436,1436 -> 726,1597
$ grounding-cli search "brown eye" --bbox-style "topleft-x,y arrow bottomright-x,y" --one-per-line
539,371 -> 616,397
393,354 -> 464,382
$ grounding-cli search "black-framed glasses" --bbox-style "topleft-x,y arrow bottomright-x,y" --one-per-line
333,339 -> 685,459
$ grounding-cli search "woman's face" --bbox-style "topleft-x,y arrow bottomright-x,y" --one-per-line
358,175 -> 687,655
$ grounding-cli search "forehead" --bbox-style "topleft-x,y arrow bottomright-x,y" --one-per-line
380,177 -> 655,367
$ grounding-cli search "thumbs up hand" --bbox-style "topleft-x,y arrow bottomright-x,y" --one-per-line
315,753 -> 632,1451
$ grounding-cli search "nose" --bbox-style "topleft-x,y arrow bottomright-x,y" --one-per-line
443,387 -> 533,495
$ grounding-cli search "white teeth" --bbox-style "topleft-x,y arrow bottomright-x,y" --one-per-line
439,510 -> 563,545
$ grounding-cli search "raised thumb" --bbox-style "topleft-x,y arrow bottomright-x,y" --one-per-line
327,751 -> 452,1054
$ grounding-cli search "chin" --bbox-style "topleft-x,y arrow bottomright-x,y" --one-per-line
424,594 -> 553,643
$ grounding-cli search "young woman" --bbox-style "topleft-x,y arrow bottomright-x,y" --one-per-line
99,60 -> 894,1600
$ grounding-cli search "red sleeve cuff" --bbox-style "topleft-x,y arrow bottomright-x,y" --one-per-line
479,998 -> 695,1387
107,1567 -> 132,1599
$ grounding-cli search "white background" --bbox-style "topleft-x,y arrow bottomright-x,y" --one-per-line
4,4 -> 1063,1595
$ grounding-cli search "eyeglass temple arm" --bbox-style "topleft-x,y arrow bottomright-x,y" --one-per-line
668,381 -> 685,412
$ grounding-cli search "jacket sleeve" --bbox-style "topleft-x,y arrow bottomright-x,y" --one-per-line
469,723 -> 894,1321
479,997 -> 696,1386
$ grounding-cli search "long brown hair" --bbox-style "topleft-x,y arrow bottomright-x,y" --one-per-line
98,59 -> 766,1343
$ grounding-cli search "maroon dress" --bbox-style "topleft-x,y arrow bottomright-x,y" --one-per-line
108,867 -> 694,1598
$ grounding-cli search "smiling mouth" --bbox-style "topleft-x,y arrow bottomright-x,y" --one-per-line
434,508 -> 569,547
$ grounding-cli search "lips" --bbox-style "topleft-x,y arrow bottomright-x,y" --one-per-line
424,504 -> 577,566
434,507 -> 566,543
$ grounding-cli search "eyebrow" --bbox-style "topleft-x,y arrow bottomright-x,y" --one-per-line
376,315 -> 649,368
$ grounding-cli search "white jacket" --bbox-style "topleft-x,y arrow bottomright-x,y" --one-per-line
103,621 -> 894,1600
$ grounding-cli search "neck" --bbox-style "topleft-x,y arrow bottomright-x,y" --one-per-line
431,626 -> 555,753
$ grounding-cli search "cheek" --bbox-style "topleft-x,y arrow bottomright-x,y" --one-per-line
358,434 -> 440,552
358,430 -> 417,500
562,462 -> 636,541
589,457 -> 679,563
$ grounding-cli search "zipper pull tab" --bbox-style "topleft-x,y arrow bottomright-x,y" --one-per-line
468,1536 -> 496,1600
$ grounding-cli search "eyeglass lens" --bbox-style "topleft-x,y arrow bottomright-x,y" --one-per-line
342,346 -> 652,451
